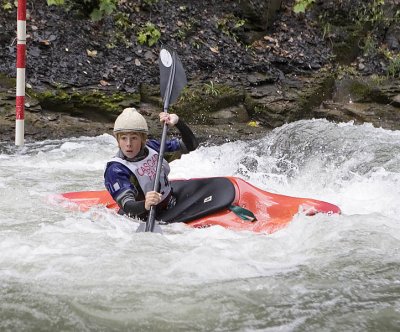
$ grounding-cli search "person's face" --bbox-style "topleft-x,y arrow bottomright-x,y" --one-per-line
118,132 -> 143,159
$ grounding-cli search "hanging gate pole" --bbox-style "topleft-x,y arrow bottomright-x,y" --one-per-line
15,0 -> 27,146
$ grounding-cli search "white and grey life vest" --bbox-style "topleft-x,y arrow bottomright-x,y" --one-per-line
109,147 -> 171,200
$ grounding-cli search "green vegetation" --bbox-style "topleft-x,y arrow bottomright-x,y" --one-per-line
137,22 -> 161,47
90,0 -> 116,22
369,74 -> 387,86
336,65 -> 360,80
47,0 -> 64,5
104,12 -> 134,49
178,86 -> 197,103
173,17 -> 198,41
0,73 -> 15,88
216,14 -> 245,42
355,0 -> 400,77
348,80 -> 372,99
2,0 -> 13,10
360,33 -> 378,56
356,0 -> 393,28
46,0 -> 117,21
293,0 -> 315,14
34,88 -> 140,115
203,81 -> 220,96
170,83 -> 243,123
316,0 -> 399,77
384,50 -> 400,78
354,0 -> 400,40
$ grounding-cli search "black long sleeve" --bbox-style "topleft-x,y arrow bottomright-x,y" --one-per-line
122,199 -> 147,219
175,119 -> 199,153
115,188 -> 147,219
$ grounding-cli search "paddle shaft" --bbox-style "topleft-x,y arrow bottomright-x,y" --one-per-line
145,122 -> 168,232
145,52 -> 177,232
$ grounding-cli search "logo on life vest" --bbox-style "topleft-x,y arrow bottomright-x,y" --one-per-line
204,196 -> 213,203
137,153 -> 158,180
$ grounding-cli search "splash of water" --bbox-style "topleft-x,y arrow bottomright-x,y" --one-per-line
1,120 -> 399,331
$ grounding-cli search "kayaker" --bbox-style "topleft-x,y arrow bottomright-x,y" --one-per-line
104,107 -> 199,219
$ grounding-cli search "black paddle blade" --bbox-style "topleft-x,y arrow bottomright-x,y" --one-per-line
159,47 -> 187,105
136,222 -> 163,234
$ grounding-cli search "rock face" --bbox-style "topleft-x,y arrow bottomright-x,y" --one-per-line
0,0 -> 399,144
315,77 -> 400,129
237,0 -> 283,42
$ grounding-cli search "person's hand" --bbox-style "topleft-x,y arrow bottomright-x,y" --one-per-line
159,112 -> 179,127
144,191 -> 162,210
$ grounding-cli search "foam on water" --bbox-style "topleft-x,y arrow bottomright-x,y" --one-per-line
1,120 -> 399,331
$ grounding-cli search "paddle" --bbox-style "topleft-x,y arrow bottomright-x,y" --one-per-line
137,46 -> 187,233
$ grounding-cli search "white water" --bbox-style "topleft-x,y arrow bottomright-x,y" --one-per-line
1,119 -> 399,331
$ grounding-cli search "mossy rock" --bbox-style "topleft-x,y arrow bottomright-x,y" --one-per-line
348,81 -> 373,100
33,89 -> 141,121
0,73 -> 15,90
140,83 -> 163,106
170,82 -> 245,124
297,73 -> 336,117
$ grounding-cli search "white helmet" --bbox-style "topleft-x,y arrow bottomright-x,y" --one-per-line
113,108 -> 148,134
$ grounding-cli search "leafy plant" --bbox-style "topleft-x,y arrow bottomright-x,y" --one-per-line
203,81 -> 220,96
370,74 -> 386,86
2,1 -> 13,10
356,0 -> 385,26
355,0 -> 400,29
179,87 -> 198,103
386,53 -> 400,78
216,14 -> 246,42
321,20 -> 333,40
137,22 -> 161,47
293,0 -> 315,14
360,33 -> 378,56
371,47 -> 400,78
90,0 -> 116,22
46,0 -> 117,21
47,0 -> 64,6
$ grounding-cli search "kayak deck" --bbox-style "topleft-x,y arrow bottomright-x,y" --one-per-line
187,177 -> 340,233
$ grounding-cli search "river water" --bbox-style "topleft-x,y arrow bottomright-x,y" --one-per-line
1,119 -> 399,331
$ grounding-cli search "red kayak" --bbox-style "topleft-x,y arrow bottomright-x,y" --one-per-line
59,177 -> 340,234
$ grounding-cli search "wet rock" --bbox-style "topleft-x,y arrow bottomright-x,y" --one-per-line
210,104 -> 249,124
0,0 -> 399,144
316,101 -> 400,130
393,94 -> 400,107
385,24 -> 400,50
237,0 -> 283,43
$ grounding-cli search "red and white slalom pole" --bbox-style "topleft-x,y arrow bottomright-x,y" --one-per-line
15,0 -> 27,146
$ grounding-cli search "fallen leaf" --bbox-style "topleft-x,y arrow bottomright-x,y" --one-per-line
86,49 -> 97,57
135,58 -> 141,66
247,121 -> 260,127
263,35 -> 277,43
99,80 -> 110,86
210,46 -> 219,53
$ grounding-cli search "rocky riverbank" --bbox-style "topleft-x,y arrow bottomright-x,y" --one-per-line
0,0 -> 399,144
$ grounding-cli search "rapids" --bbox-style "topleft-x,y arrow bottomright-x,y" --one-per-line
1,119 -> 399,331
